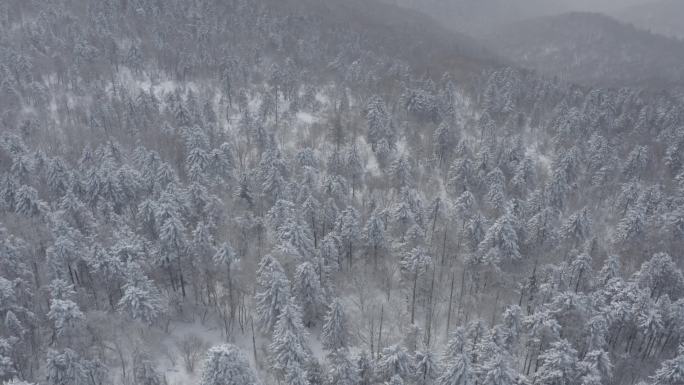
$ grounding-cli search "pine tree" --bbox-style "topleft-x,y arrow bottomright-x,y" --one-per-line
260,148 -> 287,200
390,156 -> 413,190
214,241 -> 239,320
438,329 -> 473,385
14,185 -> 46,217
560,208 -> 591,247
479,353 -> 520,385
364,212 -> 386,268
321,298 -> 350,352
478,208 -> 521,263
570,253 -> 593,293
47,299 -> 84,339
401,247 -> 433,324
533,339 -> 579,385
255,256 -> 291,333
485,168 -> 506,213
337,207 -> 360,270
117,264 -> 166,325
434,121 -> 457,168
650,345 -> 684,385
293,261 -> 326,327
366,96 -> 392,152
199,344 -> 258,385
45,349 -> 88,385
327,350 -> 361,385
415,350 -> 439,385
379,344 -> 413,381
159,214 -> 187,297
269,298 -> 312,379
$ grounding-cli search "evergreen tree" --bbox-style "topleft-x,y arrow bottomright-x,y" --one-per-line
650,345 -> 684,385
199,344 -> 259,385
415,350 -> 439,385
45,349 -> 89,385
533,340 -> 579,385
379,344 -> 413,381
321,298 -> 350,352
47,299 -> 84,339
337,207 -> 361,270
479,353 -> 520,385
255,256 -> 291,333
269,298 -> 312,379
438,329 -> 473,385
478,208 -> 521,264
401,247 -> 433,324
327,350 -> 360,385
293,261 -> 326,327
364,212 -> 386,268
117,264 -> 166,325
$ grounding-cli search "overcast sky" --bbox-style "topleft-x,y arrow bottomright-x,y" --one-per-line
559,0 -> 658,12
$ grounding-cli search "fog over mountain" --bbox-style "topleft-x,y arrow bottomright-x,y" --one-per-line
1,1 -> 684,385
484,12 -> 684,88
385,0 -> 659,35
614,0 -> 684,39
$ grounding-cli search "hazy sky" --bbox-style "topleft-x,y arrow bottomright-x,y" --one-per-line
559,0 -> 659,12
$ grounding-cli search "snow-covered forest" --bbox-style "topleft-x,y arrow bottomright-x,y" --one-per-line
1,1 -> 684,385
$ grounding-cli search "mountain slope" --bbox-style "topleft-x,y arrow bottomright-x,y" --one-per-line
265,0 -> 501,77
485,12 -> 684,88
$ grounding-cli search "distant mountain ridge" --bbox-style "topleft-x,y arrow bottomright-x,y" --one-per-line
484,12 -> 684,88
263,0 -> 502,78
613,0 -> 684,39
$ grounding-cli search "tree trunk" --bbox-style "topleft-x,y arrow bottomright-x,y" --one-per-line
377,305 -> 384,359
445,272 -> 455,338
425,267 -> 436,347
410,271 -> 418,324
251,317 -> 258,368
177,254 -> 186,298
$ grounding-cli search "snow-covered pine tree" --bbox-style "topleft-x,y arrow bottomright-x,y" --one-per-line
199,344 -> 259,385
414,350 -> 439,385
337,206 -> 360,270
269,297 -> 312,379
364,212 -> 386,268
117,263 -> 166,325
47,298 -> 84,339
532,339 -> 579,385
479,353 -> 521,385
255,255 -> 291,333
478,207 -> 521,264
379,344 -> 413,381
321,298 -> 350,352
401,247 -> 433,324
327,350 -> 361,385
293,261 -> 326,327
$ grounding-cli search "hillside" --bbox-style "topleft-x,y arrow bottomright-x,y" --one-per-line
1,1 -> 684,385
485,12 -> 684,88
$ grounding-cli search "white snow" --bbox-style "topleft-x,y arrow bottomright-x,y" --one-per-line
296,111 -> 318,125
